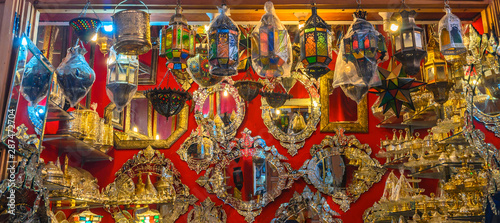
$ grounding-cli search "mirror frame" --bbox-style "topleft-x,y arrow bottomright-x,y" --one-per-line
260,72 -> 321,156
104,103 -> 124,130
270,186 -> 342,223
124,91 -> 153,140
177,129 -> 221,174
320,71 -> 368,133
138,45 -> 158,85
196,128 -> 300,223
300,129 -> 385,212
473,97 -> 500,137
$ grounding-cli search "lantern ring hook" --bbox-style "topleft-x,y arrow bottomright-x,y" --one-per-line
399,0 -> 411,11
444,0 -> 450,8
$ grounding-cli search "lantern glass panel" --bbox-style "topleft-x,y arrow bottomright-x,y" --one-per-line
427,67 -> 435,82
436,65 -> 446,81
306,32 -> 316,57
182,27 -> 190,50
217,31 -> 229,59
415,31 -> 423,49
260,30 -> 269,56
403,31 -> 414,48
395,34 -> 402,51
165,29 -> 173,50
317,32 -> 327,56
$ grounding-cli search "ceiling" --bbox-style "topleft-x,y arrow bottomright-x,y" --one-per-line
34,0 -> 489,25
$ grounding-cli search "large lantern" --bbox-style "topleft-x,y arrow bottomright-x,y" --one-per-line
208,4 -> 240,76
438,4 -> 466,59
106,47 -> 139,112
300,3 -> 333,79
424,36 -> 451,104
112,0 -> 151,55
251,1 -> 292,78
393,10 -> 426,76
159,3 -> 195,70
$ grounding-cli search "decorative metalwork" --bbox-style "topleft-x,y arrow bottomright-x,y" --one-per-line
106,46 -> 139,112
177,127 -> 222,174
300,129 -> 385,212
271,186 -> 342,223
112,0 -> 152,55
233,79 -> 264,102
144,85 -> 192,119
196,128 -> 301,223
392,10 -> 426,76
193,80 -> 245,144
424,33 -> 452,104
260,91 -> 292,109
187,198 -> 227,223
260,72 -> 320,156
171,69 -> 194,90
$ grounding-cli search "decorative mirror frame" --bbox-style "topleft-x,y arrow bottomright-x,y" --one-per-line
177,128 -> 222,174
193,79 -> 245,144
473,100 -> 500,138
138,45 -> 158,85
104,103 -> 124,130
300,129 -> 385,212
260,72 -> 321,156
187,198 -> 227,223
320,71 -> 368,133
196,128 -> 301,223
124,91 -> 153,140
271,186 -> 342,223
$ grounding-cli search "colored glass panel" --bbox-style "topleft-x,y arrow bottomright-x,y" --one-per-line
307,57 -> 317,63
317,32 -> 327,56
218,32 -> 229,59
182,27 -> 190,50
229,33 -> 238,62
305,32 -> 315,57
209,33 -> 217,60
260,31 -> 269,56
166,29 -> 173,50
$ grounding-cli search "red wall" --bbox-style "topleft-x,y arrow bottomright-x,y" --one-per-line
40,21 -> 500,223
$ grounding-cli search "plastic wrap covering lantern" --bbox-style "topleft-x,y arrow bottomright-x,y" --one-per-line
424,36 -> 452,104
69,1 -> 102,43
187,27 -> 222,88
69,210 -> 103,223
251,1 -> 292,78
56,43 -> 96,108
299,3 -> 333,79
106,47 -> 139,112
393,10 -> 426,76
208,4 -> 240,76
332,10 -> 387,103
159,3 -> 195,70
21,56 -> 52,106
112,0 -> 152,55
145,72 -> 192,119
438,3 -> 466,60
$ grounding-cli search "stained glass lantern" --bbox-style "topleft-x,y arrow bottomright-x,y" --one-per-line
208,4 -> 240,76
238,25 -> 254,72
261,91 -> 292,108
69,17 -> 102,43
424,36 -> 452,104
300,3 -> 333,79
145,87 -> 191,119
233,79 -> 263,102
393,10 -> 426,76
106,47 -> 139,112
135,209 -> 161,223
438,4 -> 466,59
187,27 -> 222,88
159,5 -> 195,70
251,1 -> 292,78
69,210 -> 103,223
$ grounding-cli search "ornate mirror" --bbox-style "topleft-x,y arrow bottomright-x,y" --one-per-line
103,146 -> 198,222
187,198 -> 227,223
261,72 -> 320,156
193,79 -> 245,144
196,128 -> 300,223
300,129 -> 385,212
109,92 -> 189,149
177,127 -> 222,174
271,186 -> 342,223
320,71 -> 368,133
138,46 -> 159,85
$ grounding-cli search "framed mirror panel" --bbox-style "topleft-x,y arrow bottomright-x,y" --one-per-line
178,128 -> 222,174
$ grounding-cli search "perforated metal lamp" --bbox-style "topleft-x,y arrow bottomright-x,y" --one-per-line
392,10 -> 426,76
261,91 -> 292,108
300,3 -> 333,79
234,79 -> 263,102
438,4 -> 466,58
424,36 -> 452,104
159,4 -> 195,70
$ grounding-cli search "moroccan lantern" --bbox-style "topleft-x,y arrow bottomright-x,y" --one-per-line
392,10 -> 426,76
300,3 -> 333,79
135,208 -> 161,223
145,71 -> 191,119
106,46 -> 139,112
251,1 -> 292,78
208,4 -> 240,76
69,210 -> 103,223
424,36 -> 452,104
187,27 -> 222,88
69,1 -> 101,43
261,91 -> 292,108
159,2 -> 195,70
112,0 -> 152,55
438,3 -> 466,59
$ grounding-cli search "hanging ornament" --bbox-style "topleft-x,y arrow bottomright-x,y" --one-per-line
208,3 -> 240,76
438,1 -> 466,60
56,42 -> 96,107
106,46 -> 139,112
69,210 -> 103,223
21,56 -> 52,106
171,69 -> 193,90
112,0 -> 152,55
299,3 -> 333,79
332,6 -> 387,103
280,75 -> 297,93
369,64 -> 425,118
187,26 -> 222,88
233,71 -> 263,102
392,7 -> 426,76
423,31 -> 452,104
69,0 -> 102,43
261,81 -> 292,108
251,1 -> 292,78
238,25 -> 254,72
159,0 -> 196,70
144,70 -> 191,119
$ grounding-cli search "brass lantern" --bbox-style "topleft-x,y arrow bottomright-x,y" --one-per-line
424,36 -> 452,104
160,3 -> 195,70
299,3 -> 333,79
438,4 -> 466,59
208,4 -> 240,76
393,10 -> 426,76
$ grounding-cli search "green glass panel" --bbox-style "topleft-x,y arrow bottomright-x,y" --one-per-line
317,32 -> 327,56
307,57 -> 316,63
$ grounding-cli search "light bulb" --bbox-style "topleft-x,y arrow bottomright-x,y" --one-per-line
204,25 -> 209,32
104,25 -> 113,32
276,109 -> 281,115
390,24 -> 399,32
133,127 -> 138,132
91,33 -> 98,42
156,134 -> 160,140
21,37 -> 27,46
223,90 -> 228,96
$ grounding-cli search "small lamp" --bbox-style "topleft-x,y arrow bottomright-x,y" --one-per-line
135,208 -> 161,223
424,35 -> 452,104
392,10 -> 426,76
438,3 -> 466,59
69,210 -> 103,223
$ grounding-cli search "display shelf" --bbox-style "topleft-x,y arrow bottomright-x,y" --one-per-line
44,181 -> 68,191
49,195 -> 103,210
409,161 -> 484,179
377,103 -> 438,130
437,131 -> 467,145
46,99 -> 73,122
448,215 -> 484,222
383,155 -> 412,169
43,134 -> 113,163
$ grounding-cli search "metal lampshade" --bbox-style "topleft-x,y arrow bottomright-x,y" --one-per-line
438,5 -> 466,59
393,10 -> 426,76
260,91 -> 292,108
69,17 -> 102,43
233,80 -> 263,102
144,87 -> 191,119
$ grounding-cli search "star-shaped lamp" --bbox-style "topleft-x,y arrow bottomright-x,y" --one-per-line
370,64 -> 425,118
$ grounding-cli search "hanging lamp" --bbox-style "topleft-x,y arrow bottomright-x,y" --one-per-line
145,70 -> 191,119
187,27 -> 223,88
233,71 -> 263,102
438,0 -> 466,59
69,0 -> 102,43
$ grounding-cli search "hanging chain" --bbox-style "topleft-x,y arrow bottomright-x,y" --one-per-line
399,0 -> 411,12
177,0 -> 181,7
444,0 -> 450,8
79,0 -> 100,20
356,0 -> 362,10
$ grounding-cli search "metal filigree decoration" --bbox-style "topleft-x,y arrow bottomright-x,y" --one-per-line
103,145 -> 198,222
196,128 -> 301,223
177,127 -> 222,174
271,186 -> 342,223
300,129 -> 385,212
261,72 -> 320,156
187,198 -> 227,223
193,79 -> 245,144
11,124 -> 42,158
